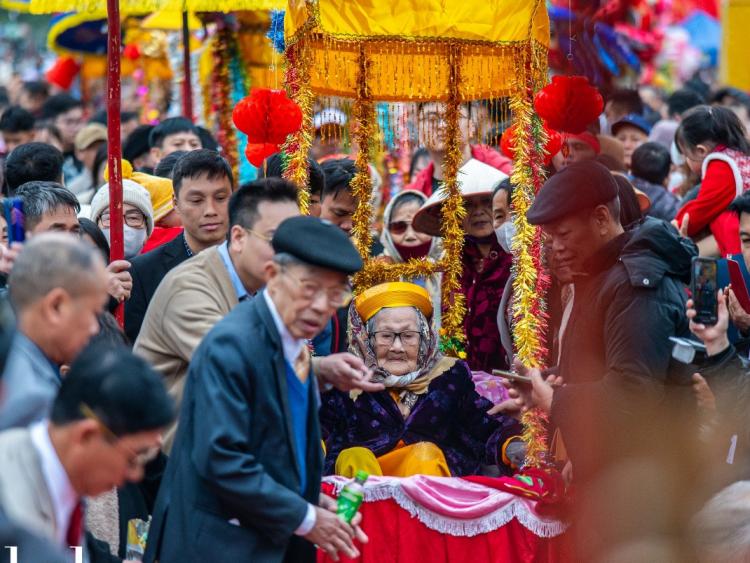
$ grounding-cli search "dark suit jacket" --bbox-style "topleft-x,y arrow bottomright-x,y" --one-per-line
143,295 -> 323,563
124,234 -> 191,343
0,507 -> 68,563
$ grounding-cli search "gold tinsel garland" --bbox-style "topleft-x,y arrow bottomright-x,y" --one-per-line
509,49 -> 550,467
213,26 -> 239,182
350,47 -> 375,258
281,40 -> 313,214
437,43 -> 467,346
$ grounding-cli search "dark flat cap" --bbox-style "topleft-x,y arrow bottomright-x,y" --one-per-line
527,161 -> 619,225
272,216 -> 363,274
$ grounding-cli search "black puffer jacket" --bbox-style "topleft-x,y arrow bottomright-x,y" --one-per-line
551,217 -> 698,478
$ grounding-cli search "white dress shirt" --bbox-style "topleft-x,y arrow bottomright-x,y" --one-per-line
29,421 -> 79,547
262,290 -> 317,536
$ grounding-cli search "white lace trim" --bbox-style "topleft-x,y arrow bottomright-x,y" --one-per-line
325,477 -> 568,538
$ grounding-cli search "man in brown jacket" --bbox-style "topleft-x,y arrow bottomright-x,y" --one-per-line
135,178 -> 379,449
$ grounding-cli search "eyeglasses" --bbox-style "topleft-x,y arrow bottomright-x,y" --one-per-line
371,330 -> 421,347
388,221 -> 414,235
100,211 -> 146,229
79,403 -> 159,469
281,267 -> 352,308
245,228 -> 273,242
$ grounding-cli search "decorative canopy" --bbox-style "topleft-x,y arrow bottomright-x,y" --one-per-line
284,0 -> 549,101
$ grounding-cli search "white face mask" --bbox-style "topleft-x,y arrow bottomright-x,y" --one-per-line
103,225 -> 148,259
494,221 -> 516,254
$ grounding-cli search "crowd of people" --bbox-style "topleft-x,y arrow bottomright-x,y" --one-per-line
3,61 -> 750,562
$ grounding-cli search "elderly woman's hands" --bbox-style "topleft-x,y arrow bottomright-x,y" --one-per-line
313,353 -> 385,393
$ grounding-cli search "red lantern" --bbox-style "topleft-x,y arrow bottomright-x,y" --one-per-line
233,88 -> 302,145
245,143 -> 279,167
45,57 -> 81,91
533,76 -> 603,134
123,44 -> 141,61
501,123 -> 563,165
233,88 -> 303,167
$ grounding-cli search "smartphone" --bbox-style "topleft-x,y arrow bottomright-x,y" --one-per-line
492,369 -> 533,385
2,198 -> 24,245
691,257 -> 718,325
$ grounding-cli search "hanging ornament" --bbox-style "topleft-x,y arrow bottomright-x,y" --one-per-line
123,43 -> 141,60
501,122 -> 562,165
533,75 -> 603,134
45,56 -> 81,91
232,88 -> 302,166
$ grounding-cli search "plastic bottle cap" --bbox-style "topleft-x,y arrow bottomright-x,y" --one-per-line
355,470 -> 369,482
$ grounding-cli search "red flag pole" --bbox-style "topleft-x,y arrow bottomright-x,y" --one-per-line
106,0 -> 124,327
182,11 -> 193,121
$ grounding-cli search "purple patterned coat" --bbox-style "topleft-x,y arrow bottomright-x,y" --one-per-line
320,360 -> 521,477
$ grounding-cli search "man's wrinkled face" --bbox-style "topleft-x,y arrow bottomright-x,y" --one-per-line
320,190 -> 357,235
562,139 -> 597,168
541,211 -> 601,282
266,262 -> 350,340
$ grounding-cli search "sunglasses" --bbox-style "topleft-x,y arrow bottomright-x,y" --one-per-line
388,221 -> 413,235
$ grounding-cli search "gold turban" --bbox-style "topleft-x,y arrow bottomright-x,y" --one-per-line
354,282 -> 433,322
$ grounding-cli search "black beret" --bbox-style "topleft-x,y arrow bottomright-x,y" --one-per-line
272,216 -> 363,274
526,160 -> 619,225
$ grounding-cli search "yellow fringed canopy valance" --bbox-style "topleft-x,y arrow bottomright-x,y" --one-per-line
285,0 -> 549,101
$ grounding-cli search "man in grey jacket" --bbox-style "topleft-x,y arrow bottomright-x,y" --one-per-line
0,234 -> 109,430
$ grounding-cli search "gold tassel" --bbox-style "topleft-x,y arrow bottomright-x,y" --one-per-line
350,46 -> 375,259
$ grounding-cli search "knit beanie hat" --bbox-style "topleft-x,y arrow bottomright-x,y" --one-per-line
89,179 -> 155,236
104,160 -> 174,222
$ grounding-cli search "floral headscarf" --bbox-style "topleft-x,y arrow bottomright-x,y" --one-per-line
348,302 -> 443,394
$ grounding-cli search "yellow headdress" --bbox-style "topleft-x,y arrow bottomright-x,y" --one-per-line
104,159 -> 175,222
354,282 -> 433,322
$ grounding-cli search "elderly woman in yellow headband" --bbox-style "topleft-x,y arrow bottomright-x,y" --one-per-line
320,282 -> 523,478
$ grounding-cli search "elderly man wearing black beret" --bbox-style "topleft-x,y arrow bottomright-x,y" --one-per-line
145,216 -> 369,563
495,161 -> 698,482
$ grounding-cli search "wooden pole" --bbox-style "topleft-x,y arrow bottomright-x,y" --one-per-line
182,11 -> 194,121
106,0 -> 124,327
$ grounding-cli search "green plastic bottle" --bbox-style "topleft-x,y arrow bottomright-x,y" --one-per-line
336,470 -> 369,523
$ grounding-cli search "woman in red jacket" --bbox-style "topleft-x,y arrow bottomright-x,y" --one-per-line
675,106 -> 750,256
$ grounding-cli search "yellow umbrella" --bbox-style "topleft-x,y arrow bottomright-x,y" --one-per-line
0,0 -> 31,12
141,9 -> 202,31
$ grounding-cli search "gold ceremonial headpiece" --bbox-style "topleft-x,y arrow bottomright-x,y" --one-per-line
354,282 -> 433,322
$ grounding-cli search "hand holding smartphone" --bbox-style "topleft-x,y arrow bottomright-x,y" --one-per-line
691,257 -> 718,326
492,369 -> 561,387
